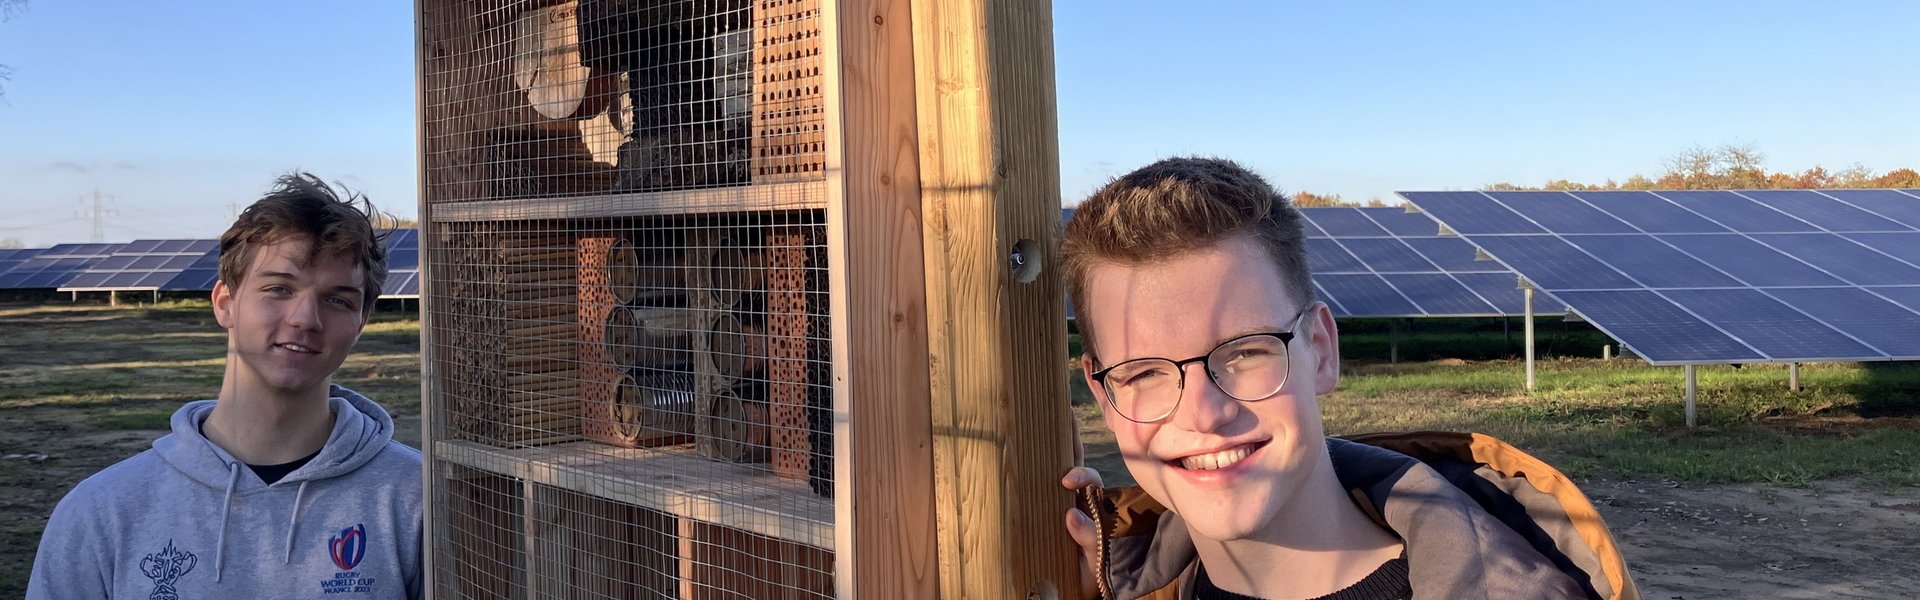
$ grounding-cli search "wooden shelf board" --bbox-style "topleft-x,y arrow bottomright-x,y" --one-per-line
429,180 -> 826,222
435,439 -> 834,550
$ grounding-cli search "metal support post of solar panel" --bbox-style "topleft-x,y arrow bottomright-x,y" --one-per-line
417,0 -> 1079,598
1401,189 -> 1920,424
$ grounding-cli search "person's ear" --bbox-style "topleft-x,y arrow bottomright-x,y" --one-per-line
1081,354 -> 1113,419
1308,301 -> 1340,395
211,280 -> 236,330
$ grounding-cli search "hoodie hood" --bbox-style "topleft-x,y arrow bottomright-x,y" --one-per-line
156,384 -> 396,491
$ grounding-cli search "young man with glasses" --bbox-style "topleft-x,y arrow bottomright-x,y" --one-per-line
1059,158 -> 1636,600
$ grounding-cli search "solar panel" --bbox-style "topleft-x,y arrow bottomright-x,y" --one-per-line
380,229 -> 420,298
1402,189 -> 1920,364
59,240 -> 221,292
1300,208 -> 1557,318
0,248 -> 47,279
1819,190 -> 1920,228
0,243 -> 122,289
1307,208 -> 1390,237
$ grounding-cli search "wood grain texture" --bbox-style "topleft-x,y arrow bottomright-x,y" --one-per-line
824,0 -> 940,595
911,0 -> 1078,596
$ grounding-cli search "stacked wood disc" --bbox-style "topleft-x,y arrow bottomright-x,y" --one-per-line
750,0 -> 826,182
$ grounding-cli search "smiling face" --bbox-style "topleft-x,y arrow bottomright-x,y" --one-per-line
212,235 -> 369,401
1083,235 -> 1341,542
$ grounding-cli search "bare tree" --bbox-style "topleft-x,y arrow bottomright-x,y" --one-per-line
0,0 -> 25,101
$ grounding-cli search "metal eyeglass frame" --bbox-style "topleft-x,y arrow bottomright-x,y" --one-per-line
1089,303 -> 1317,423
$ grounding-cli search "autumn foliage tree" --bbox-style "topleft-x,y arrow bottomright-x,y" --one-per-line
1484,144 -> 1918,192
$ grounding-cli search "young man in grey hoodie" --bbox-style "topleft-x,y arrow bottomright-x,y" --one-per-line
28,174 -> 423,599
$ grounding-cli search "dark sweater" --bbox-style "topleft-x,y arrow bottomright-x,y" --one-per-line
1193,554 -> 1412,600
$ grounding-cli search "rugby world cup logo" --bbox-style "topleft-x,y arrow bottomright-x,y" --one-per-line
329,524 -> 367,570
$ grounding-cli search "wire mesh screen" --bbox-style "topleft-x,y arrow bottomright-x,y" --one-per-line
422,0 -> 832,596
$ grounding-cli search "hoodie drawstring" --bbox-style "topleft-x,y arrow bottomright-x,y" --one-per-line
286,481 -> 310,563
216,462 -> 239,582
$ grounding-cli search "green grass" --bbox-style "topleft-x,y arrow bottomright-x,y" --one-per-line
1070,324 -> 1920,489
92,409 -> 176,431
1320,359 -> 1920,488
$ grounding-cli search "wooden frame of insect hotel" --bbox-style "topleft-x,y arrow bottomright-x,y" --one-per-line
418,0 -> 1079,596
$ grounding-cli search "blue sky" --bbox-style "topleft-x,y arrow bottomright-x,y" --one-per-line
3,1 -> 1917,246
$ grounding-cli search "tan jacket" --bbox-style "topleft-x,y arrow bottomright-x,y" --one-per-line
1080,432 -> 1639,600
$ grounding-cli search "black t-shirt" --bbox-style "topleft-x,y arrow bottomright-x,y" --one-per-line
1193,553 -> 1412,600
248,449 -> 322,485
199,421 -> 323,485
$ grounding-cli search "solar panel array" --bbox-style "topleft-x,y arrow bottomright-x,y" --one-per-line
0,230 -> 421,298
1400,189 -> 1920,365
1058,207 -> 1548,319
1304,207 -> 1554,318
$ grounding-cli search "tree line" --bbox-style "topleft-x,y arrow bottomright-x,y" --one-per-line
1296,144 -> 1920,207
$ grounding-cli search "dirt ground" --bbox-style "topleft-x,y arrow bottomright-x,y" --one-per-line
1080,425 -> 1920,599
3,302 -> 1917,598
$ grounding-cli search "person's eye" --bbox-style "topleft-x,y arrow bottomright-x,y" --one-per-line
263,285 -> 290,295
1231,347 -> 1274,361
1116,368 -> 1166,387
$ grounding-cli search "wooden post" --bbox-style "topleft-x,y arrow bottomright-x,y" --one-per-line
825,0 -> 940,595
1789,362 -> 1801,392
911,0 -> 1078,596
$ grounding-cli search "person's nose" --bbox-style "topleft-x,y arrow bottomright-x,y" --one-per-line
286,293 -> 323,332
1167,361 -> 1238,433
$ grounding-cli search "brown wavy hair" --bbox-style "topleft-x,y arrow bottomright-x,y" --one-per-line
1061,157 -> 1311,364
219,173 -> 390,312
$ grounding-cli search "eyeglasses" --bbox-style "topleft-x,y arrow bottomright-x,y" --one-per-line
1089,305 -> 1315,423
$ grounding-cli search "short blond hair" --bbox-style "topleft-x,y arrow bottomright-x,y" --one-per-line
1061,157 -> 1311,364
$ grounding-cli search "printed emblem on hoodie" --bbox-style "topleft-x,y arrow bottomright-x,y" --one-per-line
140,540 -> 197,600
321,523 -> 377,594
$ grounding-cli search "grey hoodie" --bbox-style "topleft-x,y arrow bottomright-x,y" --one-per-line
28,385 -> 423,600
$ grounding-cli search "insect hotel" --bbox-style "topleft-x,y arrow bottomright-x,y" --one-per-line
417,0 -> 1079,596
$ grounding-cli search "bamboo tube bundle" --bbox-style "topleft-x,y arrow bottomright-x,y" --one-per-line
440,228 -> 514,445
